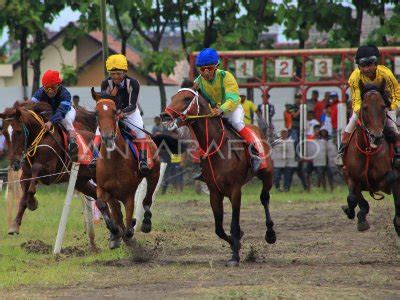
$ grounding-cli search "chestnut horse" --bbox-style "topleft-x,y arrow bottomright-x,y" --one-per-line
91,88 -> 160,249
342,81 -> 400,237
161,88 -> 276,266
0,102 -> 112,237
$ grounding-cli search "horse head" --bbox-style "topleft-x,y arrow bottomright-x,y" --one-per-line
91,87 -> 119,151
160,88 -> 210,128
359,79 -> 388,148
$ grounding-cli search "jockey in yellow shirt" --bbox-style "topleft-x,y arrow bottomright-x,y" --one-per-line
194,48 -> 263,172
335,45 -> 400,167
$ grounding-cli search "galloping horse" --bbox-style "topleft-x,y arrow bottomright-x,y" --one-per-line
91,88 -> 160,249
342,80 -> 400,237
0,102 -> 113,236
161,88 -> 276,266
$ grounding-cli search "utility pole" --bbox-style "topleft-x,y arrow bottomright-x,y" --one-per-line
100,0 -> 108,77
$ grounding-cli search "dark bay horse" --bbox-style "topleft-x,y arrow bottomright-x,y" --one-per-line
0,102 -> 113,237
91,88 -> 160,249
161,88 -> 276,266
342,81 -> 400,237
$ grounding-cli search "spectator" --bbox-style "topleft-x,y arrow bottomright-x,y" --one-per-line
290,93 -> 302,151
314,127 -> 336,191
321,106 -> 333,135
271,129 -> 297,192
152,116 -> 165,135
307,90 -> 318,112
240,95 -> 257,125
0,126 -> 6,158
306,111 -> 320,137
162,145 -> 186,194
72,95 -> 82,109
313,93 -> 326,122
329,91 -> 339,146
284,103 -> 293,130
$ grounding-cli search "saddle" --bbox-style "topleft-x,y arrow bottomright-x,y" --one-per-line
58,125 -> 93,165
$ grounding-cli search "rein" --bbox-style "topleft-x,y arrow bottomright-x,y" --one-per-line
165,88 -> 227,193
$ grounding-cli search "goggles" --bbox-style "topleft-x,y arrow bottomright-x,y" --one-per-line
358,56 -> 378,67
109,71 -> 126,76
43,85 -> 59,93
198,65 -> 217,72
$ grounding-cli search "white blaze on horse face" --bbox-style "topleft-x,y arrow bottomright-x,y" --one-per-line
103,104 -> 108,111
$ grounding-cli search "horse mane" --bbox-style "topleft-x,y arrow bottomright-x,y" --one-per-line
76,107 -> 97,132
362,83 -> 381,94
24,101 -> 53,114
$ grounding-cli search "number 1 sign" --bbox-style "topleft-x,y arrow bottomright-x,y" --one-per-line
275,59 -> 293,78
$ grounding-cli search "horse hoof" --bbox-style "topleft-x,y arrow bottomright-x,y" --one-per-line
358,220 -> 370,232
109,234 -> 122,249
124,228 -> 134,240
226,259 -> 240,267
8,222 -> 20,235
27,198 -> 38,211
265,231 -> 277,244
341,205 -> 355,219
141,220 -> 152,233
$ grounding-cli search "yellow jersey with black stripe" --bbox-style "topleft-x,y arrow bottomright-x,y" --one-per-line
195,69 -> 240,113
349,65 -> 400,112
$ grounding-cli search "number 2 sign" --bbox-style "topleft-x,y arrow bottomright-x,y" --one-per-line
275,59 -> 293,78
314,58 -> 332,77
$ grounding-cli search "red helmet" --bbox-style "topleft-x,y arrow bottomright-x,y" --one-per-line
42,70 -> 62,86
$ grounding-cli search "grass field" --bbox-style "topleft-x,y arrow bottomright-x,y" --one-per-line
0,182 -> 399,298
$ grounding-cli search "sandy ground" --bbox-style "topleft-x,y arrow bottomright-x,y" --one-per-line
2,196 -> 400,299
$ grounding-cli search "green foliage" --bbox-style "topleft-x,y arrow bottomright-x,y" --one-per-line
61,64 -> 78,86
141,48 -> 183,77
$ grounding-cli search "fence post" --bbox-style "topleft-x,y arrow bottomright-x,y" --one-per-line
82,195 -> 96,250
53,162 -> 80,255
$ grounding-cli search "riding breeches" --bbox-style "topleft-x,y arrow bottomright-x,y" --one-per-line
60,106 -> 76,131
95,108 -> 145,139
223,104 -> 245,132
345,110 -> 398,134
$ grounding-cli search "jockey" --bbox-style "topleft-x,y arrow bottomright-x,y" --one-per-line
194,48 -> 263,172
335,45 -> 400,167
91,54 -> 150,174
31,70 -> 78,158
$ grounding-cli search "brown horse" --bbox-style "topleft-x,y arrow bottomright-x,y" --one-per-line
161,88 -> 276,266
0,102 -> 113,237
91,88 -> 160,249
342,81 -> 400,236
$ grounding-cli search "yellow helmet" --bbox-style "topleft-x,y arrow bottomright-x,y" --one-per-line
106,54 -> 128,72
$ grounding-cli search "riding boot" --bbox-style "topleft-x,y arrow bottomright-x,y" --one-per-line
334,131 -> 351,166
89,135 -> 101,170
384,118 -> 400,168
238,126 -> 264,173
68,130 -> 79,162
193,172 -> 205,182
137,138 -> 150,175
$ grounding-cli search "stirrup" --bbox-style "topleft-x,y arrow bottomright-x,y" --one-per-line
88,157 -> 97,170
139,161 -> 150,175
68,139 -> 79,162
334,154 -> 344,166
193,172 -> 205,182
250,155 -> 262,173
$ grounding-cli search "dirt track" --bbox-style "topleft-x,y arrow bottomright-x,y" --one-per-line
4,196 -> 400,298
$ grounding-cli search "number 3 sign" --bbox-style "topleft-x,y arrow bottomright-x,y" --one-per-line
275,59 -> 293,78
314,58 -> 332,77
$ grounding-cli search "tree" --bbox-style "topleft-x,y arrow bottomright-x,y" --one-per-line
129,0 -> 182,111
108,0 -> 134,55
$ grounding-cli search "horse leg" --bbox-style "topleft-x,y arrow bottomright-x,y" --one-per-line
8,174 -> 30,235
227,188 -> 242,267
141,173 -> 159,233
26,163 -> 42,211
257,170 -> 276,244
210,190 -> 232,246
357,194 -> 370,232
342,181 -> 358,220
392,184 -> 400,237
123,195 -> 135,243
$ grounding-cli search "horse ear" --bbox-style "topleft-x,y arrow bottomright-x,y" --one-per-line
380,78 -> 386,93
91,87 -> 101,102
13,101 -> 20,109
0,112 -> 5,119
15,108 -> 21,119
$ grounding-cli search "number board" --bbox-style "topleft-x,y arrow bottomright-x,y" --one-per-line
235,59 -> 254,78
395,56 -> 400,75
275,59 -> 293,78
314,58 -> 332,77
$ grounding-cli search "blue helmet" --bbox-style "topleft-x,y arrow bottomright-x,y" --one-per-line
195,48 -> 219,67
